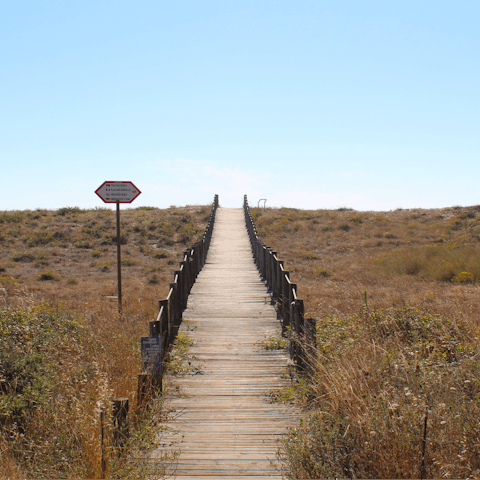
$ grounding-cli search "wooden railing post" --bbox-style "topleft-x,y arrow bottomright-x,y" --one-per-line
288,284 -> 297,359
169,282 -> 178,341
295,299 -> 305,367
265,248 -> 272,290
159,299 -> 169,353
281,270 -> 290,328
261,244 -> 266,280
277,260 -> 284,304
112,397 -> 129,448
271,252 -> 278,297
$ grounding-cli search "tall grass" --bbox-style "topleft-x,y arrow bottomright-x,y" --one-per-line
279,306 -> 480,479
251,204 -> 480,478
374,243 -> 480,282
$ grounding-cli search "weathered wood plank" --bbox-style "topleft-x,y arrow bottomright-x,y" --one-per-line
156,208 -> 298,477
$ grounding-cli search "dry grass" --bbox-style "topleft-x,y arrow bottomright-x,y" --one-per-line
0,204 -> 210,479
251,205 -> 480,479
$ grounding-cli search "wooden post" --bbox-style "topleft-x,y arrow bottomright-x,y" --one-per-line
159,299 -> 169,352
100,407 -> 106,478
282,272 -> 290,329
265,248 -> 272,290
169,283 -> 177,337
116,201 -> 122,317
277,260 -> 284,305
295,299 -> 305,367
112,398 -> 129,448
288,284 -> 297,359
271,253 -> 277,297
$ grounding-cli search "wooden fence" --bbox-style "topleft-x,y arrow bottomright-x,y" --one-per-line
243,195 -> 316,371
138,194 -> 219,401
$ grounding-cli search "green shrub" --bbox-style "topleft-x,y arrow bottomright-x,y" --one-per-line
315,267 -> 333,278
147,274 -> 159,285
25,232 -> 55,247
121,256 -> 135,266
100,233 -> 128,245
260,336 -> 288,350
177,226 -> 196,245
96,261 -> 111,272
35,258 -> 48,268
298,250 -> 318,260
349,215 -> 364,224
452,271 -> 475,284
0,276 -> 19,286
11,252 -> 35,263
37,270 -> 59,281
54,206 -> 85,216
0,212 -> 25,224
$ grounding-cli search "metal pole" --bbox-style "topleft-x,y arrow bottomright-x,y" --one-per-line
116,201 -> 122,317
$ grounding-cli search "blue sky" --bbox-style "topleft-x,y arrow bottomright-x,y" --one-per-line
1,1 -> 479,211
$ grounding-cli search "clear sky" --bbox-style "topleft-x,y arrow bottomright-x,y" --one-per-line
1,1 -> 479,211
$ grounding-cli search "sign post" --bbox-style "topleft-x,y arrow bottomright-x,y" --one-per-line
95,181 -> 141,316
116,201 -> 122,315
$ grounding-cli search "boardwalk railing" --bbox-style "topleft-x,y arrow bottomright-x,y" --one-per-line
138,194 -> 219,401
243,195 -> 316,371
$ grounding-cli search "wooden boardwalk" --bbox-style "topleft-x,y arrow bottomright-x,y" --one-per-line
155,208 -> 299,479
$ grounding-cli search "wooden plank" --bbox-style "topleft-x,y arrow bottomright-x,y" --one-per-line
155,208 -> 299,477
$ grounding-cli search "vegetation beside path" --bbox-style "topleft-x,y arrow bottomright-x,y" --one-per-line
253,205 -> 480,479
0,205 -> 209,478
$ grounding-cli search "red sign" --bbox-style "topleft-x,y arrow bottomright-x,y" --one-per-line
95,181 -> 141,204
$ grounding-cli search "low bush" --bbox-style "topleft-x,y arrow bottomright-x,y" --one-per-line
55,206 -> 85,216
122,256 -> 135,266
37,270 -> 59,281
0,212 -> 25,223
147,274 -> 159,285
298,251 -> 318,260
315,267 -> 332,278
25,232 -> 55,247
452,271 -> 475,284
97,262 -> 111,272
153,250 -> 169,259
11,252 -> 35,263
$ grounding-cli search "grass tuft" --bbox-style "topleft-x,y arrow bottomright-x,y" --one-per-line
37,269 -> 59,281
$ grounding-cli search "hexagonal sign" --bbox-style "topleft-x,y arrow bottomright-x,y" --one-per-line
95,181 -> 141,204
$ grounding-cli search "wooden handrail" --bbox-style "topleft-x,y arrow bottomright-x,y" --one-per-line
139,194 -> 219,403
243,194 -> 316,371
